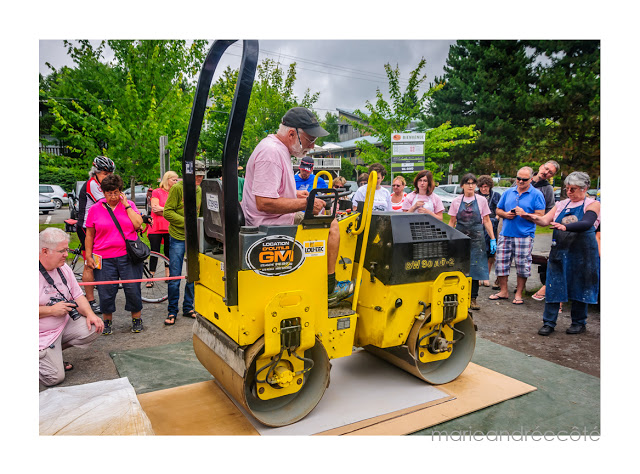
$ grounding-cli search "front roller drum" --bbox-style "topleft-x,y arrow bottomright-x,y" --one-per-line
193,317 -> 331,427
365,314 -> 476,385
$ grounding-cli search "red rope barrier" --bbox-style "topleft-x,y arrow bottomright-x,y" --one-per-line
78,276 -> 186,286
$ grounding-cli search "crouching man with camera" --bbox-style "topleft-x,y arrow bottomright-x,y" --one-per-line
39,228 -> 104,387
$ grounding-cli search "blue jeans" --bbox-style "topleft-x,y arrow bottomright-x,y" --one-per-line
168,236 -> 194,316
542,301 -> 589,328
94,255 -> 143,314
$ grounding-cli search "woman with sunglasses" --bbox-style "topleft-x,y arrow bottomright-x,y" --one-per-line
84,174 -> 144,335
524,171 -> 600,336
448,173 -> 496,310
402,170 -> 444,220
390,176 -> 407,211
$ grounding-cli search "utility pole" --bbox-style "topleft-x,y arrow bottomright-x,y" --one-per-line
159,136 -> 170,178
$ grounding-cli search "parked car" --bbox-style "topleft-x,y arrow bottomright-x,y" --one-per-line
433,186 -> 456,211
39,184 -> 69,209
492,186 -> 510,198
437,184 -> 463,195
124,185 -> 150,210
587,188 -> 601,200
39,193 -> 55,214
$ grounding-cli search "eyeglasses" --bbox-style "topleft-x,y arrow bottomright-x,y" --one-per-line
463,182 -> 476,186
566,186 -> 582,193
296,129 -> 317,148
104,190 -> 121,196
515,176 -> 530,182
47,247 -> 71,254
392,184 -> 403,187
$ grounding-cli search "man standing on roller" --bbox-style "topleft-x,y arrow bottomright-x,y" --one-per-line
241,107 -> 353,307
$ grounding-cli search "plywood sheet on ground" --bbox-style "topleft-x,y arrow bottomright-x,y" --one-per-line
138,359 -> 535,436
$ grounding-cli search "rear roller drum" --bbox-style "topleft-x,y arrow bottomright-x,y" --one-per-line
365,313 -> 476,385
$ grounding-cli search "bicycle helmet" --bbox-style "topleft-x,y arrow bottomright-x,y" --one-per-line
93,155 -> 115,172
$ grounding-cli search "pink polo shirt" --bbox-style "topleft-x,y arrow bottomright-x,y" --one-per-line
86,199 -> 141,258
241,134 -> 298,226
39,263 -> 83,350
448,194 -> 491,218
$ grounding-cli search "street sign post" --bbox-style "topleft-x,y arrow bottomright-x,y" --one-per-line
390,132 -> 425,179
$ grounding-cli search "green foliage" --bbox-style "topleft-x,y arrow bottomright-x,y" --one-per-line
340,157 -> 355,180
200,59 -> 320,165
525,40 -> 600,177
318,112 -> 339,145
345,59 -> 478,176
426,40 -> 600,179
41,40 -> 209,187
39,153 -> 89,191
426,41 -> 535,176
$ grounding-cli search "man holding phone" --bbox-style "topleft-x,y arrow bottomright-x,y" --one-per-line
489,167 -> 545,305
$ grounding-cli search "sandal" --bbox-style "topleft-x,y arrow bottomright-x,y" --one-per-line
64,361 -> 74,372
146,281 -> 155,288
184,310 -> 197,319
531,292 -> 545,301
164,314 -> 177,326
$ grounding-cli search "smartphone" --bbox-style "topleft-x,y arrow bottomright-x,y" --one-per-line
510,208 -> 516,213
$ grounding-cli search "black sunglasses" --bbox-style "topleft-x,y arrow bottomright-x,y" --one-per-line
515,176 -> 530,182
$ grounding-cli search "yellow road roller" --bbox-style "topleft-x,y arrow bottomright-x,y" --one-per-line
180,40 -> 476,427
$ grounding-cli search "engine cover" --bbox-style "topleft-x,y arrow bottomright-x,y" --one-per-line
355,211 -> 471,285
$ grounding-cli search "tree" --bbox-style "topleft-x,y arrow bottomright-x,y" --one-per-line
41,40 -> 209,186
525,40 -> 600,178
347,59 -> 479,182
318,112 -> 339,145
426,41 -> 535,176
199,59 -> 320,166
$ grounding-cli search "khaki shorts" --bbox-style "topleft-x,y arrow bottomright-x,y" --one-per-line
39,316 -> 100,387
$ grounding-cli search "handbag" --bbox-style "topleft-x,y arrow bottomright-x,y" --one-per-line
103,203 -> 150,264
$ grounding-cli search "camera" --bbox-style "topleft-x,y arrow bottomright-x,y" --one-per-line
47,296 -> 81,321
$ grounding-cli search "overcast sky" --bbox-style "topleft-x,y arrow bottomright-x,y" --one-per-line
39,39 -> 454,119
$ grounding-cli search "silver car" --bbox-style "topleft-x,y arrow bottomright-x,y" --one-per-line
433,186 -> 456,211
124,185 -> 150,209
39,184 -> 69,209
39,193 -> 55,214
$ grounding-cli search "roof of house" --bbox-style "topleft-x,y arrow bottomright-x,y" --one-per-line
325,135 -> 381,149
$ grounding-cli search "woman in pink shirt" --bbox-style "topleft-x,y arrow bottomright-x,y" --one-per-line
147,171 -> 179,288
402,170 -> 444,220
85,174 -> 144,335
390,176 -> 407,211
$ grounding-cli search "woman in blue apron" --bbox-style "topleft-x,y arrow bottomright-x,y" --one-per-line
448,174 -> 497,311
525,172 -> 600,335
476,175 -> 501,286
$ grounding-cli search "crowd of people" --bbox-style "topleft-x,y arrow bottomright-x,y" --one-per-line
39,106 -> 600,387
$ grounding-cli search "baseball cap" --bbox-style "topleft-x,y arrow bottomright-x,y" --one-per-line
299,156 -> 314,171
195,160 -> 206,176
282,107 -> 329,137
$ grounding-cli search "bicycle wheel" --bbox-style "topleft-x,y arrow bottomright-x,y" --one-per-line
141,251 -> 170,303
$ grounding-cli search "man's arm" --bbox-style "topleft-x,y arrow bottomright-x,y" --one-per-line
256,195 -> 324,215
163,185 -> 183,228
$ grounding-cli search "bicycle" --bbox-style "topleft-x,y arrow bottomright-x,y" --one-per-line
64,219 -> 84,281
140,251 -> 170,303
63,218 -> 170,303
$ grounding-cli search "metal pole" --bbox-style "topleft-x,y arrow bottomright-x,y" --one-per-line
159,135 -> 168,178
